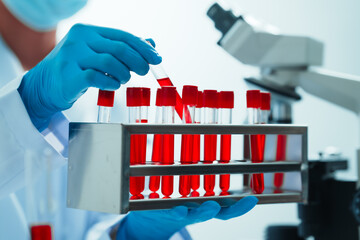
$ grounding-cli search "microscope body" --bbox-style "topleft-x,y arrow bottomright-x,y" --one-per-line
208,3 -> 360,239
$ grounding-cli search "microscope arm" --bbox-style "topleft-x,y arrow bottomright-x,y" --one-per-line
297,68 -> 360,114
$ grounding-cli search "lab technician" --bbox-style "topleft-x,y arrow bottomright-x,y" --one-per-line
0,0 -> 258,239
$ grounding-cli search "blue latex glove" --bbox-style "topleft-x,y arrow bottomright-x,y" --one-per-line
117,197 -> 258,240
18,24 -> 162,131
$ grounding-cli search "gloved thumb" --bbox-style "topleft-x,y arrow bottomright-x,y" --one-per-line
146,38 -> 156,47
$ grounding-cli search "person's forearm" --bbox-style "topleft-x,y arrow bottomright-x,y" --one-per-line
0,0 -> 56,70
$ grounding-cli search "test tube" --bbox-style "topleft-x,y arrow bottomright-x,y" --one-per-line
259,92 -> 271,168
274,135 -> 287,189
271,89 -> 286,189
247,90 -> 265,194
260,92 -> 271,124
203,90 -> 218,196
191,91 -> 203,196
219,91 -> 234,195
97,90 -> 115,123
161,86 -> 176,198
31,225 -> 52,240
140,88 -> 150,181
149,64 -> 192,122
149,88 -> 164,198
127,87 -> 145,199
179,85 -> 198,197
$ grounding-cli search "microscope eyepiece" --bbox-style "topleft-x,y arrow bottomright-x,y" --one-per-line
207,3 -> 241,36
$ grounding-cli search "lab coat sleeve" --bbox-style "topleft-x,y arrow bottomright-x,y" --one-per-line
0,76 -> 67,199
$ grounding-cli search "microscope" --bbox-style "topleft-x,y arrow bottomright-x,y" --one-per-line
207,3 -> 360,239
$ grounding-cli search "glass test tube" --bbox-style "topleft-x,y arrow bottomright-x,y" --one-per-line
268,93 -> 287,189
219,91 -> 234,195
274,135 -> 287,189
161,87 -> 176,198
247,90 -> 265,194
149,88 -> 163,198
203,90 -> 218,196
259,92 -> 271,167
140,88 -> 150,176
127,88 -> 147,199
191,91 -> 203,197
97,90 -> 115,123
179,85 -> 198,197
149,63 -> 192,122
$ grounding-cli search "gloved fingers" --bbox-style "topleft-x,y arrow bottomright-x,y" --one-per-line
164,206 -> 189,220
130,205 -> 188,222
92,26 -> 162,65
216,196 -> 258,220
146,38 -> 156,47
88,39 -> 150,76
81,69 -> 121,90
187,201 -> 221,224
79,52 -> 131,85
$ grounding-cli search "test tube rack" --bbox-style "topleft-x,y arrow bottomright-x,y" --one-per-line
67,123 -> 308,214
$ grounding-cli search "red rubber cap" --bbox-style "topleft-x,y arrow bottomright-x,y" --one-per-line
217,92 -> 221,108
182,85 -> 198,106
97,90 -> 115,107
141,88 -> 151,106
260,92 -> 271,110
246,90 -> 261,108
31,225 -> 52,240
126,87 -> 142,107
220,91 -> 234,108
203,90 -> 218,108
196,91 -> 203,108
162,86 -> 176,106
155,88 -> 163,107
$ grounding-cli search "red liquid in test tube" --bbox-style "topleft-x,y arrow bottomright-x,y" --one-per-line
140,88 -> 150,168
160,87 -> 176,198
149,64 -> 191,123
149,89 -> 164,198
274,134 -> 287,188
191,91 -> 203,195
127,88 -> 149,199
247,90 -> 265,194
97,90 -> 115,123
203,90 -> 218,196
219,91 -> 234,195
179,85 -> 198,197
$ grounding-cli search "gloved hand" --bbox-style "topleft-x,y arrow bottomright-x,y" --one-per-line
18,24 -> 162,131
117,196 -> 258,240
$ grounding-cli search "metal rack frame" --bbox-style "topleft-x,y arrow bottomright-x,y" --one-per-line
67,123 -> 308,214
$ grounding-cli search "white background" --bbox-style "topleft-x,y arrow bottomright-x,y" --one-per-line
59,0 -> 360,239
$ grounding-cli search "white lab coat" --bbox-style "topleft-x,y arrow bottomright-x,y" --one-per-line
0,35 -> 187,239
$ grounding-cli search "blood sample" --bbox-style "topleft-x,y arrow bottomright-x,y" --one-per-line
274,134 -> 287,188
31,225 -> 52,240
161,86 -> 176,198
219,91 -> 234,195
191,91 -> 203,196
97,90 -> 115,123
127,87 -> 148,199
149,88 -> 164,198
149,64 -> 192,122
247,90 -> 265,194
179,85 -> 198,197
203,90 -> 218,196
260,92 -> 271,124
140,88 -> 150,160
259,92 -> 271,165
